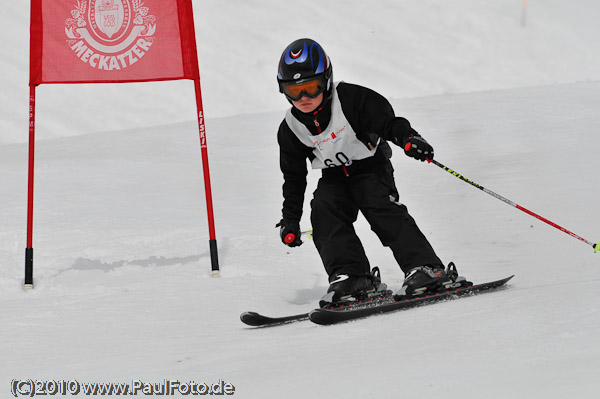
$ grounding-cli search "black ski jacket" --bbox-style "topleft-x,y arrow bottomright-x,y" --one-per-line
277,82 -> 421,222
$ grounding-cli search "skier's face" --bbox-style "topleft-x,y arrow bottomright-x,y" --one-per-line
292,93 -> 323,114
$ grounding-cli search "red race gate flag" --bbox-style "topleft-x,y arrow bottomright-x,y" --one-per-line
26,0 -> 219,289
30,0 -> 199,83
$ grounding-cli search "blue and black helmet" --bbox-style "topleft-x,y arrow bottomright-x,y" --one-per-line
277,38 -> 333,100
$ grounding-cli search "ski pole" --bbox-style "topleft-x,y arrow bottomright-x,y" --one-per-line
285,229 -> 313,244
427,158 -> 599,253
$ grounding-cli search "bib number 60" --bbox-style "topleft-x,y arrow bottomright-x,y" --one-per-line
324,152 -> 350,167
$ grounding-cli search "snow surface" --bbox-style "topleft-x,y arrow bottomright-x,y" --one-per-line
1,1 -> 600,398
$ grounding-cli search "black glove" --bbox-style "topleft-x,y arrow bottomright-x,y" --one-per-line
276,219 -> 303,247
403,136 -> 434,162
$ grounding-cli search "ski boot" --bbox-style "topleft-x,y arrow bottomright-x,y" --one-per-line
395,262 -> 471,298
319,267 -> 390,308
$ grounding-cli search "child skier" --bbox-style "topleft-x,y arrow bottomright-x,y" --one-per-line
275,38 -> 454,305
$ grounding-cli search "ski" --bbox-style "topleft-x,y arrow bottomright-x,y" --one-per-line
240,311 -> 309,327
240,289 -> 391,327
241,275 -> 514,327
309,275 -> 514,326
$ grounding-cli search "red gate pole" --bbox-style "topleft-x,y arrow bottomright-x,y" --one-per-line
193,78 -> 220,277
25,84 -> 37,290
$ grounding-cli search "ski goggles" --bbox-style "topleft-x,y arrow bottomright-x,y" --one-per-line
280,77 -> 325,101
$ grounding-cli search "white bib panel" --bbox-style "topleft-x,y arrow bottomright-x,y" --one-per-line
285,83 -> 378,169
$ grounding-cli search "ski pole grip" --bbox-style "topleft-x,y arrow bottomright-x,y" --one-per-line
285,233 -> 296,244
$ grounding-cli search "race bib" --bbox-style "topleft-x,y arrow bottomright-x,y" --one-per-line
285,83 -> 377,169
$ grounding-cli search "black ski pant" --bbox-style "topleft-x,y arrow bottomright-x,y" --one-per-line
310,166 -> 443,280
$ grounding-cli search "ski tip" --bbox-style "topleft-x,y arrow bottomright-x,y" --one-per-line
240,311 -> 256,321
240,311 -> 263,327
308,309 -> 329,326
240,311 -> 258,318
594,242 -> 600,253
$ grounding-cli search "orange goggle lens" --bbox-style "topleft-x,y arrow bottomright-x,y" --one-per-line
282,79 -> 324,101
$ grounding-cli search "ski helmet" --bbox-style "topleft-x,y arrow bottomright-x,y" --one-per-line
277,38 -> 333,102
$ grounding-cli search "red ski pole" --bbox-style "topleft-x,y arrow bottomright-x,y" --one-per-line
427,158 -> 599,253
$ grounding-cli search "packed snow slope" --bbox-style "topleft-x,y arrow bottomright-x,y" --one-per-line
1,82 -> 600,398
1,0 -> 600,398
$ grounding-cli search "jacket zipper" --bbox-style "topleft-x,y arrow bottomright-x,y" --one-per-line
313,108 -> 349,177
